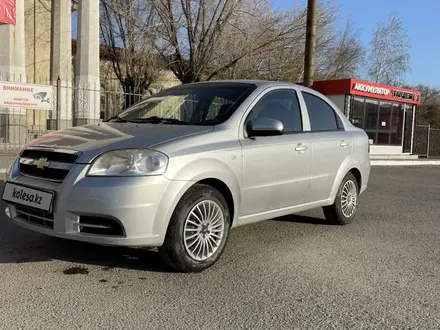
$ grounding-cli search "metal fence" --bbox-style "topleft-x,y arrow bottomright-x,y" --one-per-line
414,125 -> 440,158
4,76 -> 440,159
0,77 -> 168,152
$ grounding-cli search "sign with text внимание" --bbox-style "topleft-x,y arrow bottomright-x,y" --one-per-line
0,81 -> 53,110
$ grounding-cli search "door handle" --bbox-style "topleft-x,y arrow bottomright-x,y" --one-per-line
295,144 -> 308,152
340,140 -> 350,148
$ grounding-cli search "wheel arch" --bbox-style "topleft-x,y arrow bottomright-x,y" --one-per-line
329,157 -> 363,203
154,159 -> 241,245
348,167 -> 362,190
195,178 -> 235,225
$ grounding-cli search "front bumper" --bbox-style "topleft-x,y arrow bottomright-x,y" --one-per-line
3,158 -> 186,247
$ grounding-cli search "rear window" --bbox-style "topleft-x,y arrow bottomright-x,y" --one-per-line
301,92 -> 342,131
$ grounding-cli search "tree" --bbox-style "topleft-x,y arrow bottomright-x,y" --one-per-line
100,0 -> 164,107
316,18 -> 365,80
409,84 -> 440,127
367,13 -> 411,85
149,0 -> 307,83
204,0 -> 309,82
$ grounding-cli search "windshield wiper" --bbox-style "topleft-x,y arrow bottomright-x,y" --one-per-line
127,116 -> 188,125
105,115 -> 127,123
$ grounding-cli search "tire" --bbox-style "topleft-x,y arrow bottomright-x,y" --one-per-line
158,184 -> 231,273
323,172 -> 359,225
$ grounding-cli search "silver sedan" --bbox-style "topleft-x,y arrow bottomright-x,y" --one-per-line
2,80 -> 370,272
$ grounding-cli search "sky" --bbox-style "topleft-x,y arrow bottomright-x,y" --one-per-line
271,0 -> 440,88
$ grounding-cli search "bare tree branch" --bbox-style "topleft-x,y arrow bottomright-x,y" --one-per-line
100,0 -> 164,107
367,12 -> 411,85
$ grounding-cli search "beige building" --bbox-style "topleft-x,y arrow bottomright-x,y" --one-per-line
22,0 -> 180,138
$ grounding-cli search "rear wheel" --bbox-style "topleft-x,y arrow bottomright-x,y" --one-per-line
323,172 -> 359,225
159,184 -> 231,272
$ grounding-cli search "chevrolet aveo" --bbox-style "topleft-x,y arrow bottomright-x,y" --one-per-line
3,80 -> 370,272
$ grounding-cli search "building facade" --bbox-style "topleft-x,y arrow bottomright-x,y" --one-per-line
312,79 -> 421,155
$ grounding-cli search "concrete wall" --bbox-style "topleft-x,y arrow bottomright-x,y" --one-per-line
25,0 -> 51,84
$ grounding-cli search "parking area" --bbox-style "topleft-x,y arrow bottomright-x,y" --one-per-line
0,166 -> 439,329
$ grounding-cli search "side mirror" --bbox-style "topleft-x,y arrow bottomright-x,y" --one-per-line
247,117 -> 284,137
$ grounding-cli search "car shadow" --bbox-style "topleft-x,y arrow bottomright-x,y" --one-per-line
0,181 -> 333,272
0,227 -> 172,273
271,213 -> 333,226
0,179 -> 172,272
0,212 -> 333,272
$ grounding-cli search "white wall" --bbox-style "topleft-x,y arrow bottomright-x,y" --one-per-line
327,95 -> 346,114
370,146 -> 404,155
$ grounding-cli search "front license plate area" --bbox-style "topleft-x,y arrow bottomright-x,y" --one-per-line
2,182 -> 54,212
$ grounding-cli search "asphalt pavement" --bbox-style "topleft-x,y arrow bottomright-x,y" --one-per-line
0,167 -> 439,330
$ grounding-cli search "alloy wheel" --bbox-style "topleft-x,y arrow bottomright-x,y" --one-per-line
341,180 -> 357,218
183,200 -> 225,261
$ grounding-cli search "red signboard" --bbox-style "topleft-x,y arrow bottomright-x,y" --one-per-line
0,0 -> 16,25
312,78 -> 421,105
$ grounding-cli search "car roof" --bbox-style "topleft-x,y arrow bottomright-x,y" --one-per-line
168,79 -> 318,94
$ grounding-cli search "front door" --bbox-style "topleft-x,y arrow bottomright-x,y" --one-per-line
240,89 -> 311,216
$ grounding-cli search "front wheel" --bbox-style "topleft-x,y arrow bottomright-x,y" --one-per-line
323,172 -> 359,225
158,184 -> 231,272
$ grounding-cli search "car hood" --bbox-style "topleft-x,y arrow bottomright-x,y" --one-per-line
22,122 -> 214,163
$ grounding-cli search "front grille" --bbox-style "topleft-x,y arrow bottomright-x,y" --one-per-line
15,206 -> 54,229
79,216 -> 124,237
20,164 -> 70,181
19,149 -> 79,182
21,150 -> 78,163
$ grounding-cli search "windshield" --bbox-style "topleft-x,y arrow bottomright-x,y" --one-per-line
115,82 -> 257,125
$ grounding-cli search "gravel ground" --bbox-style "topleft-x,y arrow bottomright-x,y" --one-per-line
0,166 -> 439,330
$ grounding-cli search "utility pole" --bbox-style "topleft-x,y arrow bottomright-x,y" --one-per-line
303,0 -> 317,87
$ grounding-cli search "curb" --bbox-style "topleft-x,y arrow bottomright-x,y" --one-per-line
371,160 -> 440,166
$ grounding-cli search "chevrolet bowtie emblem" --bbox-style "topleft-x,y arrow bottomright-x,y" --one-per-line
34,157 -> 49,170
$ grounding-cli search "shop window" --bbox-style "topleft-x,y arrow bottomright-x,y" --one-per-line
378,102 -> 392,130
376,102 -> 392,144
365,100 -> 379,130
377,133 -> 390,144
367,132 -> 376,142
350,97 -> 365,128
390,103 -> 404,145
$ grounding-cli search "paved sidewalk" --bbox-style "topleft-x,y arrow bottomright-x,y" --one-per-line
0,153 -> 17,171
370,159 -> 440,166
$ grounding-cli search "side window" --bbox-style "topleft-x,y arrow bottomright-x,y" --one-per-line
245,90 -> 303,134
301,92 -> 343,131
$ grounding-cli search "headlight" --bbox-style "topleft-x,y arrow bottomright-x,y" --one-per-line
87,149 -> 168,177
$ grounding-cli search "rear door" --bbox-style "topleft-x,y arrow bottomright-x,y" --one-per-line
300,91 -> 353,203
